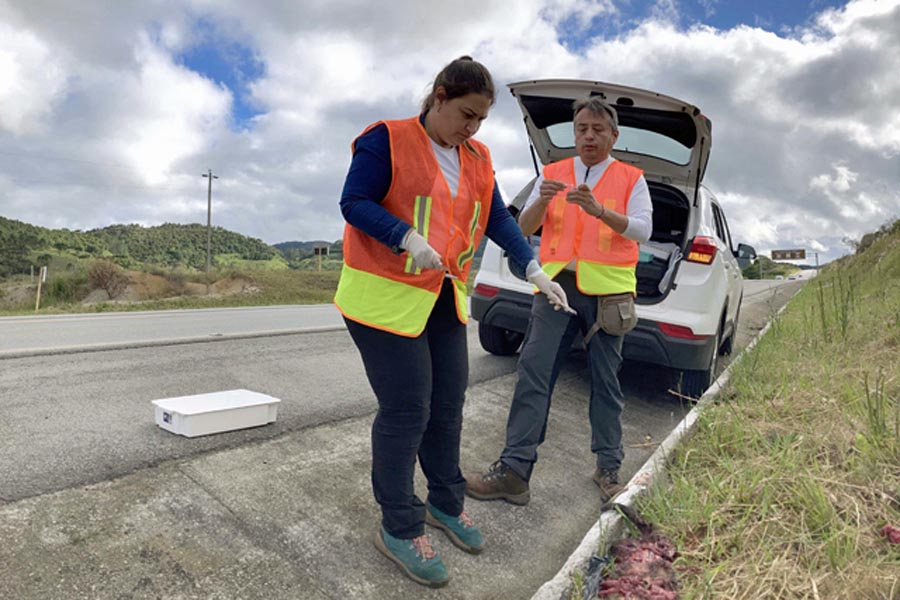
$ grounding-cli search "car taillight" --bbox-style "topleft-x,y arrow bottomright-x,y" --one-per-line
686,236 -> 717,264
658,322 -> 709,340
473,283 -> 499,298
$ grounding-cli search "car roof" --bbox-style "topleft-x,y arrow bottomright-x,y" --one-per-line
508,79 -> 711,186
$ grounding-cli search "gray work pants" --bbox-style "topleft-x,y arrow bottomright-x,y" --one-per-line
500,271 -> 625,481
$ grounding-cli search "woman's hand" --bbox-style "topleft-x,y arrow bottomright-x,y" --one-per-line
404,230 -> 445,270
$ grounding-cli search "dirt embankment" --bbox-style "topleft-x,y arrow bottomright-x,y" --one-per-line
1,271 -> 260,309
81,272 -> 260,304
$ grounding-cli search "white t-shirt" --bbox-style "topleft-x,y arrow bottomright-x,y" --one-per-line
522,156 -> 652,243
430,140 -> 461,197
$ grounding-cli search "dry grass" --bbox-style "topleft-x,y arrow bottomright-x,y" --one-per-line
0,267 -> 341,315
638,228 -> 900,598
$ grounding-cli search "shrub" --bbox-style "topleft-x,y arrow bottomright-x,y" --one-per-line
45,273 -> 89,304
88,260 -> 130,299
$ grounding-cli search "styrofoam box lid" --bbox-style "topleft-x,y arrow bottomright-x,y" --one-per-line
640,241 -> 678,260
152,389 -> 281,415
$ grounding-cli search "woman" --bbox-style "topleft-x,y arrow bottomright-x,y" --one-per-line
335,56 -> 569,588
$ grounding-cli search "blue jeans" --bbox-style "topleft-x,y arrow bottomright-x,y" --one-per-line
501,271 -> 626,481
345,278 -> 468,539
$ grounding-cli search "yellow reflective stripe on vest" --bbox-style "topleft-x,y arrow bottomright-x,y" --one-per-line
452,277 -> 469,322
576,262 -> 636,295
404,195 -> 433,275
456,201 -> 482,272
334,263 -> 437,337
541,261 -> 567,280
549,198 -> 565,254
597,198 -> 616,253
540,261 -> 635,295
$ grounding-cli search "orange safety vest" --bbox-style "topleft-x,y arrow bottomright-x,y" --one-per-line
539,158 -> 642,295
335,116 -> 494,337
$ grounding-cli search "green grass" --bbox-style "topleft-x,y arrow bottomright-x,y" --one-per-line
1,253 -> 482,315
213,253 -> 290,270
0,267 -> 341,315
636,225 -> 900,598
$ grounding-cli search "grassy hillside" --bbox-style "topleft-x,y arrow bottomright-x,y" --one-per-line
92,223 -> 283,270
0,216 -> 288,276
0,216 -> 347,314
273,240 -> 343,270
635,218 -> 900,598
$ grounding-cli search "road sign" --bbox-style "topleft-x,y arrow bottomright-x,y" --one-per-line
771,249 -> 806,260
313,246 -> 329,256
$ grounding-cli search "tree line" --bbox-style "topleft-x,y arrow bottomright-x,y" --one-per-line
0,216 -> 342,277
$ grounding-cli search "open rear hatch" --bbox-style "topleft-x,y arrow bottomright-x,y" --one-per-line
508,79 -> 711,190
508,79 -> 711,299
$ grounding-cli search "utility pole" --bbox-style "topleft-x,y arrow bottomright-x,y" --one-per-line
202,169 -> 218,292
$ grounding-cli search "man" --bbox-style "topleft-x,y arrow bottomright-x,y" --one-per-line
466,97 -> 652,504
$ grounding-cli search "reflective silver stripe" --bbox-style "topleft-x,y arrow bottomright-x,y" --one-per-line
404,195 -> 432,274
456,202 -> 482,271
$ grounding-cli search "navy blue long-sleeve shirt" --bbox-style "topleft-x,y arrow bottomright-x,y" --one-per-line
339,117 -> 535,272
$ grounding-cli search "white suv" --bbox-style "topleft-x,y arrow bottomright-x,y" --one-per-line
472,80 -> 756,398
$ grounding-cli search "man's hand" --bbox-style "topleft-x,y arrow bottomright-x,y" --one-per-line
566,183 -> 604,217
526,266 -> 576,314
403,230 -> 444,271
538,179 -> 569,204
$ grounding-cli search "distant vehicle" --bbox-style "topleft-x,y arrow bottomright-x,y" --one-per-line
471,79 -> 757,398
775,275 -> 784,280
788,274 -> 799,280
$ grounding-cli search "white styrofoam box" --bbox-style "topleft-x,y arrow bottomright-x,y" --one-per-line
640,241 -> 679,261
152,389 -> 281,438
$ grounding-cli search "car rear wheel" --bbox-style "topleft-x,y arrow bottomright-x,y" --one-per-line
681,325 -> 721,399
478,322 -> 525,356
720,303 -> 740,356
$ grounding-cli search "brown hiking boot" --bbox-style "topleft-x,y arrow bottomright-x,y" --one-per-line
593,467 -> 623,501
465,460 -> 530,505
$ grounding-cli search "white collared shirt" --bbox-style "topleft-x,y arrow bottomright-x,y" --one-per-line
522,156 -> 652,243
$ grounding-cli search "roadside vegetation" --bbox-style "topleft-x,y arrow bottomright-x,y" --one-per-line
742,254 -> 805,280
0,215 -> 486,315
0,266 -> 341,315
0,215 -> 343,315
635,218 -> 900,598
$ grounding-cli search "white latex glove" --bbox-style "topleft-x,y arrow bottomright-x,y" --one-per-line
403,230 -> 444,271
525,261 -> 576,314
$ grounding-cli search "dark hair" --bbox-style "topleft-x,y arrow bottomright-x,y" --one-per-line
573,97 -> 619,133
421,55 -> 495,112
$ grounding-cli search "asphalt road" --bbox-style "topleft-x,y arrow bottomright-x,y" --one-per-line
0,323 -> 521,503
0,279 -> 807,600
0,304 -> 344,357
0,279 -> 801,504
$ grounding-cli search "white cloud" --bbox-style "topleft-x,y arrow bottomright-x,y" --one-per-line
0,23 -> 67,135
810,164 -> 858,196
0,0 -> 898,263
113,36 -> 232,184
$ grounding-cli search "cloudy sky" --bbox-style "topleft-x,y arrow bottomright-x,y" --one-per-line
1,0 -> 898,265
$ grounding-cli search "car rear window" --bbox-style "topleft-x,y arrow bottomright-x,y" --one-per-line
545,123 -> 691,166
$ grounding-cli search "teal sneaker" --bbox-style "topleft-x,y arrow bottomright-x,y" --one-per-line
425,504 -> 485,554
374,527 -> 449,588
